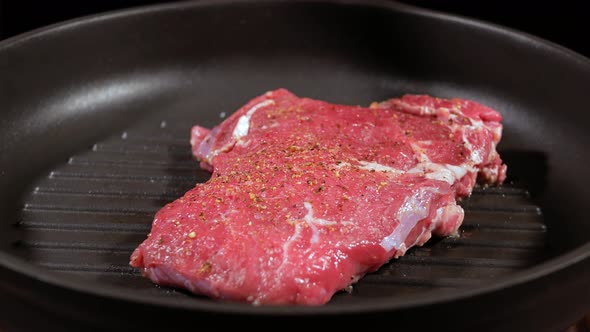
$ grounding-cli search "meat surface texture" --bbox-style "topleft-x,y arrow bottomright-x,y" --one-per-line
130,89 -> 507,305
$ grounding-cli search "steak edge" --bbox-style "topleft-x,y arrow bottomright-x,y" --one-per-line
130,89 -> 507,305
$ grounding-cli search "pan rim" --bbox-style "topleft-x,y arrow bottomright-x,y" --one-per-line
1,0 -> 589,315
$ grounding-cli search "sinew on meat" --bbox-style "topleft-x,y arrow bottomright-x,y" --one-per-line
130,89 -> 507,305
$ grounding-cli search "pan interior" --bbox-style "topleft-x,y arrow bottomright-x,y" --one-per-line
0,0 -> 589,309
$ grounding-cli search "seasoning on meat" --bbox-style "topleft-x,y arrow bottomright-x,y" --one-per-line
130,88 -> 507,305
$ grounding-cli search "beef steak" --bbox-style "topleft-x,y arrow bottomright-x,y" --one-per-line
130,89 -> 506,305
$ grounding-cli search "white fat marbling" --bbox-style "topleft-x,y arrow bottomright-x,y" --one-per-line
409,142 -> 430,163
380,187 -> 433,252
358,161 -> 403,174
279,222 -> 302,272
354,158 -> 470,186
446,164 -> 468,179
303,202 -> 340,244
232,99 -> 275,140
408,162 -> 471,185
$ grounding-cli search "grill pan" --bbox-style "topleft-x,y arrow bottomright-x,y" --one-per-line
1,0 -> 589,331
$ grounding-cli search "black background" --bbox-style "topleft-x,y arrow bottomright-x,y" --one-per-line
0,0 -> 589,59
0,1 -> 588,330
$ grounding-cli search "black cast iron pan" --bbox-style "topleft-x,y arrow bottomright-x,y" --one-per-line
1,0 -> 589,331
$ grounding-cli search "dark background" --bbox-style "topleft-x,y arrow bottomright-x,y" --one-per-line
0,0 -> 589,59
0,1 -> 588,331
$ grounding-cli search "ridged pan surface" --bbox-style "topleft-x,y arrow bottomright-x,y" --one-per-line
15,119 -> 549,301
0,0 -> 589,331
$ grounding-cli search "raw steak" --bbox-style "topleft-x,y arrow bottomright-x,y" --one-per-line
130,89 -> 507,305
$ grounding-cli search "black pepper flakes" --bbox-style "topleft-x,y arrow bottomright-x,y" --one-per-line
198,261 -> 212,274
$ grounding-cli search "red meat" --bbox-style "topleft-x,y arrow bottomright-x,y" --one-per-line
130,89 -> 506,305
